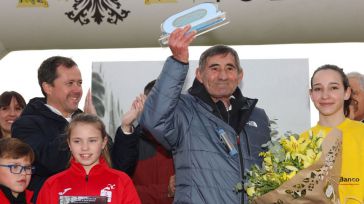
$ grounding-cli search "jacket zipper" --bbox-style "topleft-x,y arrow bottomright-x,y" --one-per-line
236,134 -> 245,204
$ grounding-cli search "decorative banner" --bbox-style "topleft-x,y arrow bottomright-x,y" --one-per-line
65,0 -> 130,25
145,0 -> 177,5
17,0 -> 48,7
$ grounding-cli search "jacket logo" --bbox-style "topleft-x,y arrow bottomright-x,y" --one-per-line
100,184 -> 116,203
246,120 -> 258,128
58,188 -> 72,195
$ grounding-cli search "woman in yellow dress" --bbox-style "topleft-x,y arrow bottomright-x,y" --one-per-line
301,64 -> 364,204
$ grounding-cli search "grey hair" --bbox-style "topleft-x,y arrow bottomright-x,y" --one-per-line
347,72 -> 364,90
198,45 -> 242,72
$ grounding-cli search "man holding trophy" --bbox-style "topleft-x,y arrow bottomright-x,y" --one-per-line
140,23 -> 271,203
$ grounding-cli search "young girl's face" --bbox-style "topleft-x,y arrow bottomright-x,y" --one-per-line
0,157 -> 32,197
68,122 -> 107,174
310,69 -> 351,118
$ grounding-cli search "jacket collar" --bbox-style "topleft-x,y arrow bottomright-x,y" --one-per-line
22,97 -> 82,122
188,78 -> 258,133
188,78 -> 250,112
0,184 -> 29,204
70,157 -> 108,176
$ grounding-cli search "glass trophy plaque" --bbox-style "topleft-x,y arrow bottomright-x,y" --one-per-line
159,2 -> 229,46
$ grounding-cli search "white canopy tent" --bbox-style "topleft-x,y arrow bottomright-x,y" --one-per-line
1,0 -> 364,58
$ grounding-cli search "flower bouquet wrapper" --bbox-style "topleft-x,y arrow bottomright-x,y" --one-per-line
252,128 -> 342,204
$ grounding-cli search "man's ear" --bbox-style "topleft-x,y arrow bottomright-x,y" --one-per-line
42,82 -> 52,96
195,67 -> 203,83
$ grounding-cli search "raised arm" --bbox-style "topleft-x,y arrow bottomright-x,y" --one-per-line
111,94 -> 146,176
139,26 -> 196,150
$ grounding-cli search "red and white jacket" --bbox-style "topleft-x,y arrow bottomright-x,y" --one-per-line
0,189 -> 33,204
36,157 -> 141,204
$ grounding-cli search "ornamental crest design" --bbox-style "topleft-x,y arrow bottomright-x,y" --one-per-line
65,0 -> 130,25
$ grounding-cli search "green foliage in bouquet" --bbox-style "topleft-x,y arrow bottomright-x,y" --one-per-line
243,120 -> 324,202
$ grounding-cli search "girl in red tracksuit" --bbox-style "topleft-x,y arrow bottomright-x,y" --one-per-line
36,113 -> 141,204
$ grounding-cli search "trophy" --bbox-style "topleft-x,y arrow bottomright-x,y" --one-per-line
159,2 -> 229,46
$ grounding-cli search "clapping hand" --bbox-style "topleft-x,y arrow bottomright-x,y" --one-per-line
121,94 -> 147,133
83,89 -> 97,115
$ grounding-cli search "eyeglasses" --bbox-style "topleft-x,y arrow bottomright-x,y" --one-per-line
0,164 -> 35,175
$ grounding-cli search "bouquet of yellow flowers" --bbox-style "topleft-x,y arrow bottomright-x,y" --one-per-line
244,124 -> 342,204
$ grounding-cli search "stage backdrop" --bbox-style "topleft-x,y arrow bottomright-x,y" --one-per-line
92,59 -> 310,139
